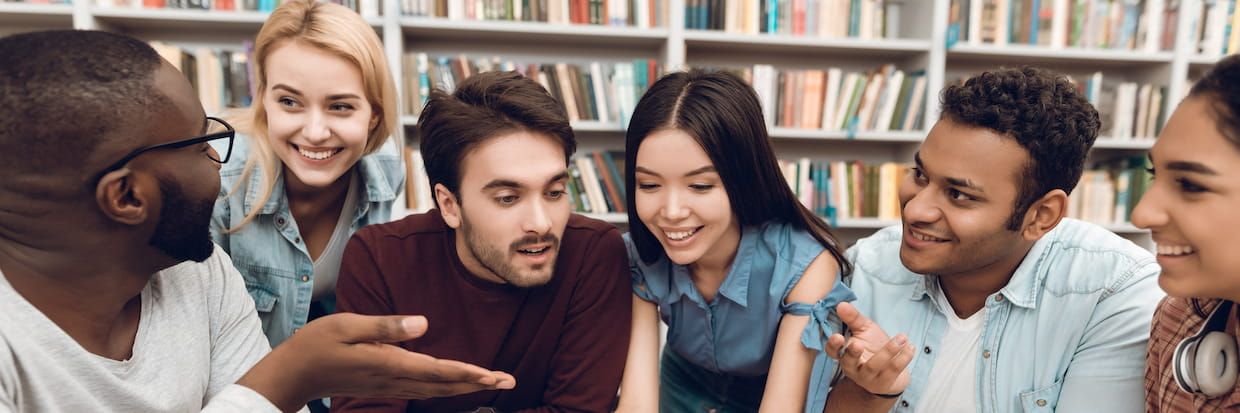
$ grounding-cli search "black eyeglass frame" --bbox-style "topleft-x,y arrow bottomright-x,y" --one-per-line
99,116 -> 236,175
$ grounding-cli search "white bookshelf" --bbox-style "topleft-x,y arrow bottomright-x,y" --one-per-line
5,0 -> 1204,244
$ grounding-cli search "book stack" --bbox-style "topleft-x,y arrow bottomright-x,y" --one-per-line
150,41 -> 254,115
947,0 -> 1174,51
686,0 -> 896,39
1070,72 -> 1165,140
98,0 -> 379,18
402,0 -> 664,28
712,64 -> 927,133
1194,0 -> 1240,57
404,53 -> 661,128
779,158 -> 909,222
1068,157 -> 1150,225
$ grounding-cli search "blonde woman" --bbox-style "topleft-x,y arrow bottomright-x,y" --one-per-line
211,0 -> 404,349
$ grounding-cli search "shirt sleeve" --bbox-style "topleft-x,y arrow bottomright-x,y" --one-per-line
781,278 -> 857,413
200,385 -> 288,413
624,234 -> 658,303
330,232 -> 408,413
1054,260 -> 1163,412
514,228 -> 632,413
204,246 -> 277,410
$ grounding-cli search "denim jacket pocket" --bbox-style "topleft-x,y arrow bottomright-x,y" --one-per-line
1019,379 -> 1063,412
247,285 -> 279,312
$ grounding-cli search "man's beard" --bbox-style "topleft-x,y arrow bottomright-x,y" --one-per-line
461,212 -> 559,288
149,178 -> 215,263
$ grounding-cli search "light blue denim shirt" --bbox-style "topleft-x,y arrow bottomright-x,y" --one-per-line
627,221 -> 857,413
837,219 -> 1163,412
210,136 -> 404,347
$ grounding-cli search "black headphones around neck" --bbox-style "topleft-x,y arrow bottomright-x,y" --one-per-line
1174,300 -> 1239,398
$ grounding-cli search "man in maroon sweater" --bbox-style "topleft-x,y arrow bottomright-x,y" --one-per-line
332,71 -> 631,413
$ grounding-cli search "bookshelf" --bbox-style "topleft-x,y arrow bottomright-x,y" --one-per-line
9,0 -> 1235,246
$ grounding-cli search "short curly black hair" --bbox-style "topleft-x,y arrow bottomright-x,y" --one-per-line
1189,54 -> 1240,149
940,66 -> 1101,230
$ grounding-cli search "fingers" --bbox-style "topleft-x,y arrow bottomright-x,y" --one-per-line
825,333 -> 847,360
323,313 -> 429,344
854,334 -> 912,393
358,377 -> 514,400
373,344 -> 515,388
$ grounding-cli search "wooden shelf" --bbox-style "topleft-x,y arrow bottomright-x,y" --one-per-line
399,17 -> 667,48
684,30 -> 931,59
947,44 -> 1174,67
768,128 -> 924,143
90,7 -> 382,32
401,116 -> 624,133
0,2 -> 73,27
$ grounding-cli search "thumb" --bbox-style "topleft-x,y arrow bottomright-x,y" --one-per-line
331,313 -> 429,344
837,302 -> 871,331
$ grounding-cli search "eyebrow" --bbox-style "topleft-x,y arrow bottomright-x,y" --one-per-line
1166,161 -> 1218,175
271,84 -> 361,101
634,165 -> 716,178
481,171 -> 570,191
914,152 -> 984,192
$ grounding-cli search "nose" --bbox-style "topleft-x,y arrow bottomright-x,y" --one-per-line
522,198 -> 553,235
206,145 -> 223,171
660,189 -> 691,221
1130,185 -> 1166,230
301,112 -> 331,143
901,185 -> 942,225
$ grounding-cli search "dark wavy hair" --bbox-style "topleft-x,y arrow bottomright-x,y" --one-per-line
625,69 -> 851,276
939,66 -> 1101,230
419,71 -> 576,208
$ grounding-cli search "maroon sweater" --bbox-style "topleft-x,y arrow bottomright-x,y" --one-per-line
331,211 -> 631,413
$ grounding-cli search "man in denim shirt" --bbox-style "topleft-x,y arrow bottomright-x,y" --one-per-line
825,67 -> 1164,412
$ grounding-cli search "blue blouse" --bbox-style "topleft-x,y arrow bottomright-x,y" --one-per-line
626,221 -> 856,413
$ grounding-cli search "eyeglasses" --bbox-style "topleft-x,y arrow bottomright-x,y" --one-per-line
100,116 -> 236,175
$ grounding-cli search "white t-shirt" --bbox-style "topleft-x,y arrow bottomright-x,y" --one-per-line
914,284 -> 987,413
0,245 -> 288,413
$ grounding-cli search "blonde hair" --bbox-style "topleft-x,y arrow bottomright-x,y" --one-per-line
227,0 -> 398,232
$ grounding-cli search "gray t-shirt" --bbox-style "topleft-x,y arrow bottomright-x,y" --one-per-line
312,173 -> 360,301
0,245 -> 286,412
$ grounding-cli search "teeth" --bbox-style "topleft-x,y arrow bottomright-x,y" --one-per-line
519,247 -> 549,254
298,147 -> 339,160
912,232 -> 946,242
1157,244 -> 1195,256
666,228 -> 698,241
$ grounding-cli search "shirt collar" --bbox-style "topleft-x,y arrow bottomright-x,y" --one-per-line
667,225 -> 761,308
241,146 -> 402,216
905,225 -> 1062,310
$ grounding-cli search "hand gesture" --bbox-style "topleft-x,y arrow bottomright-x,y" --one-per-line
240,313 -> 516,412
824,302 -> 913,396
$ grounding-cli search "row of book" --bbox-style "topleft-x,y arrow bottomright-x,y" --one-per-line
403,147 -> 629,214
1195,0 -> 1240,57
685,0 -> 896,39
1074,72 -> 1166,140
97,0 -> 379,17
947,0 -> 1173,52
1068,157 -> 1150,226
150,41 -> 254,115
720,64 -> 927,132
401,0 -> 665,28
2,0 -> 71,4
403,53 -> 660,128
781,158 -> 908,221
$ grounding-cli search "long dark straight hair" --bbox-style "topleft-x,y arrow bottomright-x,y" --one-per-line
624,69 -> 852,276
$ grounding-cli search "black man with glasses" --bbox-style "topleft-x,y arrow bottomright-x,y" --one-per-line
0,30 -> 513,413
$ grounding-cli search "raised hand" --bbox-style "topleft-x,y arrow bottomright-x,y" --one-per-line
824,302 -> 913,396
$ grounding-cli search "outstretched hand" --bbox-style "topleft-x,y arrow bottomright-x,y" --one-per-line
825,302 -> 913,396
240,313 -> 516,412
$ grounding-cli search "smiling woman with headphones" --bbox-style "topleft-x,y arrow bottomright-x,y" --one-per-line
1134,54 -> 1240,412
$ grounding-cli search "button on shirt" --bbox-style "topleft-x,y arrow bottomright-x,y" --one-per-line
838,219 -> 1163,412
628,221 -> 856,413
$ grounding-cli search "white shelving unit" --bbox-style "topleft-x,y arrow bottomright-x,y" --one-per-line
8,0 -> 1225,244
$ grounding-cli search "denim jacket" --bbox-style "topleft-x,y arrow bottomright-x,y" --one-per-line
210,136 -> 404,347
837,219 -> 1163,412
